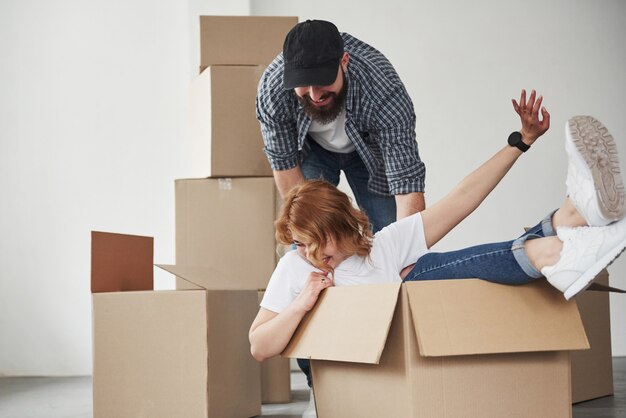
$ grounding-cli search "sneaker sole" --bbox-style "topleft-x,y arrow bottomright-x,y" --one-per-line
567,115 -> 625,222
563,236 -> 626,300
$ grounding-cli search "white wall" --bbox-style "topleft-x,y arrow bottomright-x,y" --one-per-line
0,0 -> 249,376
0,0 -> 624,376
252,0 -> 626,355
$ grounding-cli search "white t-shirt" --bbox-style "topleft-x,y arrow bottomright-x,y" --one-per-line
308,108 -> 355,153
260,213 -> 429,313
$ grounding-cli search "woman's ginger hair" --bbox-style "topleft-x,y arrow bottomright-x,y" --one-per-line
275,180 -> 373,272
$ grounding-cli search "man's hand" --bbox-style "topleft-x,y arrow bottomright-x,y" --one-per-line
511,89 -> 550,145
274,166 -> 306,198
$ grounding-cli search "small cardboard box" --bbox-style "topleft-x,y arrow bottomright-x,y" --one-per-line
176,177 -> 281,290
190,65 -> 271,178
571,270 -> 614,403
91,232 -> 261,418
258,291 -> 291,404
199,16 -> 298,72
284,280 -> 589,418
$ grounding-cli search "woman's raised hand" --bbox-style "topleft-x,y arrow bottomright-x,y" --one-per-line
512,89 -> 550,145
295,271 -> 334,312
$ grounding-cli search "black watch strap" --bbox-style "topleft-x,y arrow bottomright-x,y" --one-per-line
508,131 -> 530,152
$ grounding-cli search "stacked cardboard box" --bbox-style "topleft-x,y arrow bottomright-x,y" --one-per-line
90,16 -> 297,418
178,15 -> 298,406
571,270 -> 615,403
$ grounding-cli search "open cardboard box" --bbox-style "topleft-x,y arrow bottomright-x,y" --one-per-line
284,280 -> 590,418
91,231 -> 261,418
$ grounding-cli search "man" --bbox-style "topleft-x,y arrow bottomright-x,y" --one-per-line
255,19 -> 427,418
256,19 -> 426,233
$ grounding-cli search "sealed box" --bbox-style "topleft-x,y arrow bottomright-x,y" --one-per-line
199,16 -> 298,71
258,290 -> 291,404
284,280 -> 589,418
190,65 -> 271,178
175,177 -> 280,290
91,232 -> 261,418
571,270 -> 614,403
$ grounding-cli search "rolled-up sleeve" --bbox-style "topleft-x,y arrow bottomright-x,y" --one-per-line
256,61 -> 300,171
374,84 -> 425,195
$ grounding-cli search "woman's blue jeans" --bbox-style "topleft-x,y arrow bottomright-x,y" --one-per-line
404,211 -> 556,283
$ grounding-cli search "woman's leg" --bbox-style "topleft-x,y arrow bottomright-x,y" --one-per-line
404,235 -> 543,285
403,202 -> 585,284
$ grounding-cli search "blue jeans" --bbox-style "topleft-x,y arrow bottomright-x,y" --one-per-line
404,211 -> 556,283
301,139 -> 396,233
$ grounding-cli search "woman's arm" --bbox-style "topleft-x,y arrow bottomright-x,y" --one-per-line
421,89 -> 550,248
249,271 -> 333,362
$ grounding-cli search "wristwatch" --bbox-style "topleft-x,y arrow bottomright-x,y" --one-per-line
508,131 -> 530,152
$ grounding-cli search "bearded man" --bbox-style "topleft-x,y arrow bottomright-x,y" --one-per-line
256,20 -> 426,232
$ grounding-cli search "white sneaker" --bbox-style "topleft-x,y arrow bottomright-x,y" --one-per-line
565,115 -> 625,226
302,389 -> 317,418
541,219 -> 626,299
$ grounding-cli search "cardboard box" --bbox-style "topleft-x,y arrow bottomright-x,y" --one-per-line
284,280 -> 589,418
571,270 -> 614,403
176,177 -> 280,289
190,65 -> 271,178
199,16 -> 298,71
91,232 -> 261,418
258,290 -> 291,404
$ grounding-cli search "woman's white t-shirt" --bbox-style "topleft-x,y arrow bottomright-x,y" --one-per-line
260,212 -> 429,313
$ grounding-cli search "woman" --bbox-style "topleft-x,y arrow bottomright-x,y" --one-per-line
249,89 -> 626,363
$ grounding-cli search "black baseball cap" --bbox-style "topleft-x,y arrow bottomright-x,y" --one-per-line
282,20 -> 344,90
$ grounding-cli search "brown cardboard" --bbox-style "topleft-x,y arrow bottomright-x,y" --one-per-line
176,177 -> 280,289
91,232 -> 261,418
284,279 -> 589,418
571,270 -> 614,403
199,16 -> 298,71
258,291 -> 291,404
91,231 -> 153,293
190,65 -> 271,178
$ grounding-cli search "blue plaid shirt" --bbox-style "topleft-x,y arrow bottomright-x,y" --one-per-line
256,33 -> 425,196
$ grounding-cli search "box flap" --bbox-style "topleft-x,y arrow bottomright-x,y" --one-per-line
91,231 -> 153,293
156,264 -> 262,290
282,283 -> 401,364
587,282 -> 626,293
406,280 -> 589,357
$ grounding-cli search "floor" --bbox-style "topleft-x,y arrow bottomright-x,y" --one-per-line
0,358 -> 624,418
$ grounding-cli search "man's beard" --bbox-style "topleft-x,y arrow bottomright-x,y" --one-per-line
296,71 -> 347,125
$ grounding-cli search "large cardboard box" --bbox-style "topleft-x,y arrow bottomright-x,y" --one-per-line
199,16 -> 298,71
571,270 -> 614,403
284,280 -> 590,418
176,177 -> 280,289
190,65 -> 271,178
258,291 -> 291,404
91,232 -> 261,418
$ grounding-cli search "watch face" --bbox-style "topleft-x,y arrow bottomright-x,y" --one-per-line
508,131 -> 522,146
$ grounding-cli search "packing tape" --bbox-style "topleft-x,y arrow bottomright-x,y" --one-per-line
218,178 -> 233,190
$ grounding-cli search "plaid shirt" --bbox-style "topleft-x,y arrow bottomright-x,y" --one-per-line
256,33 -> 425,196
